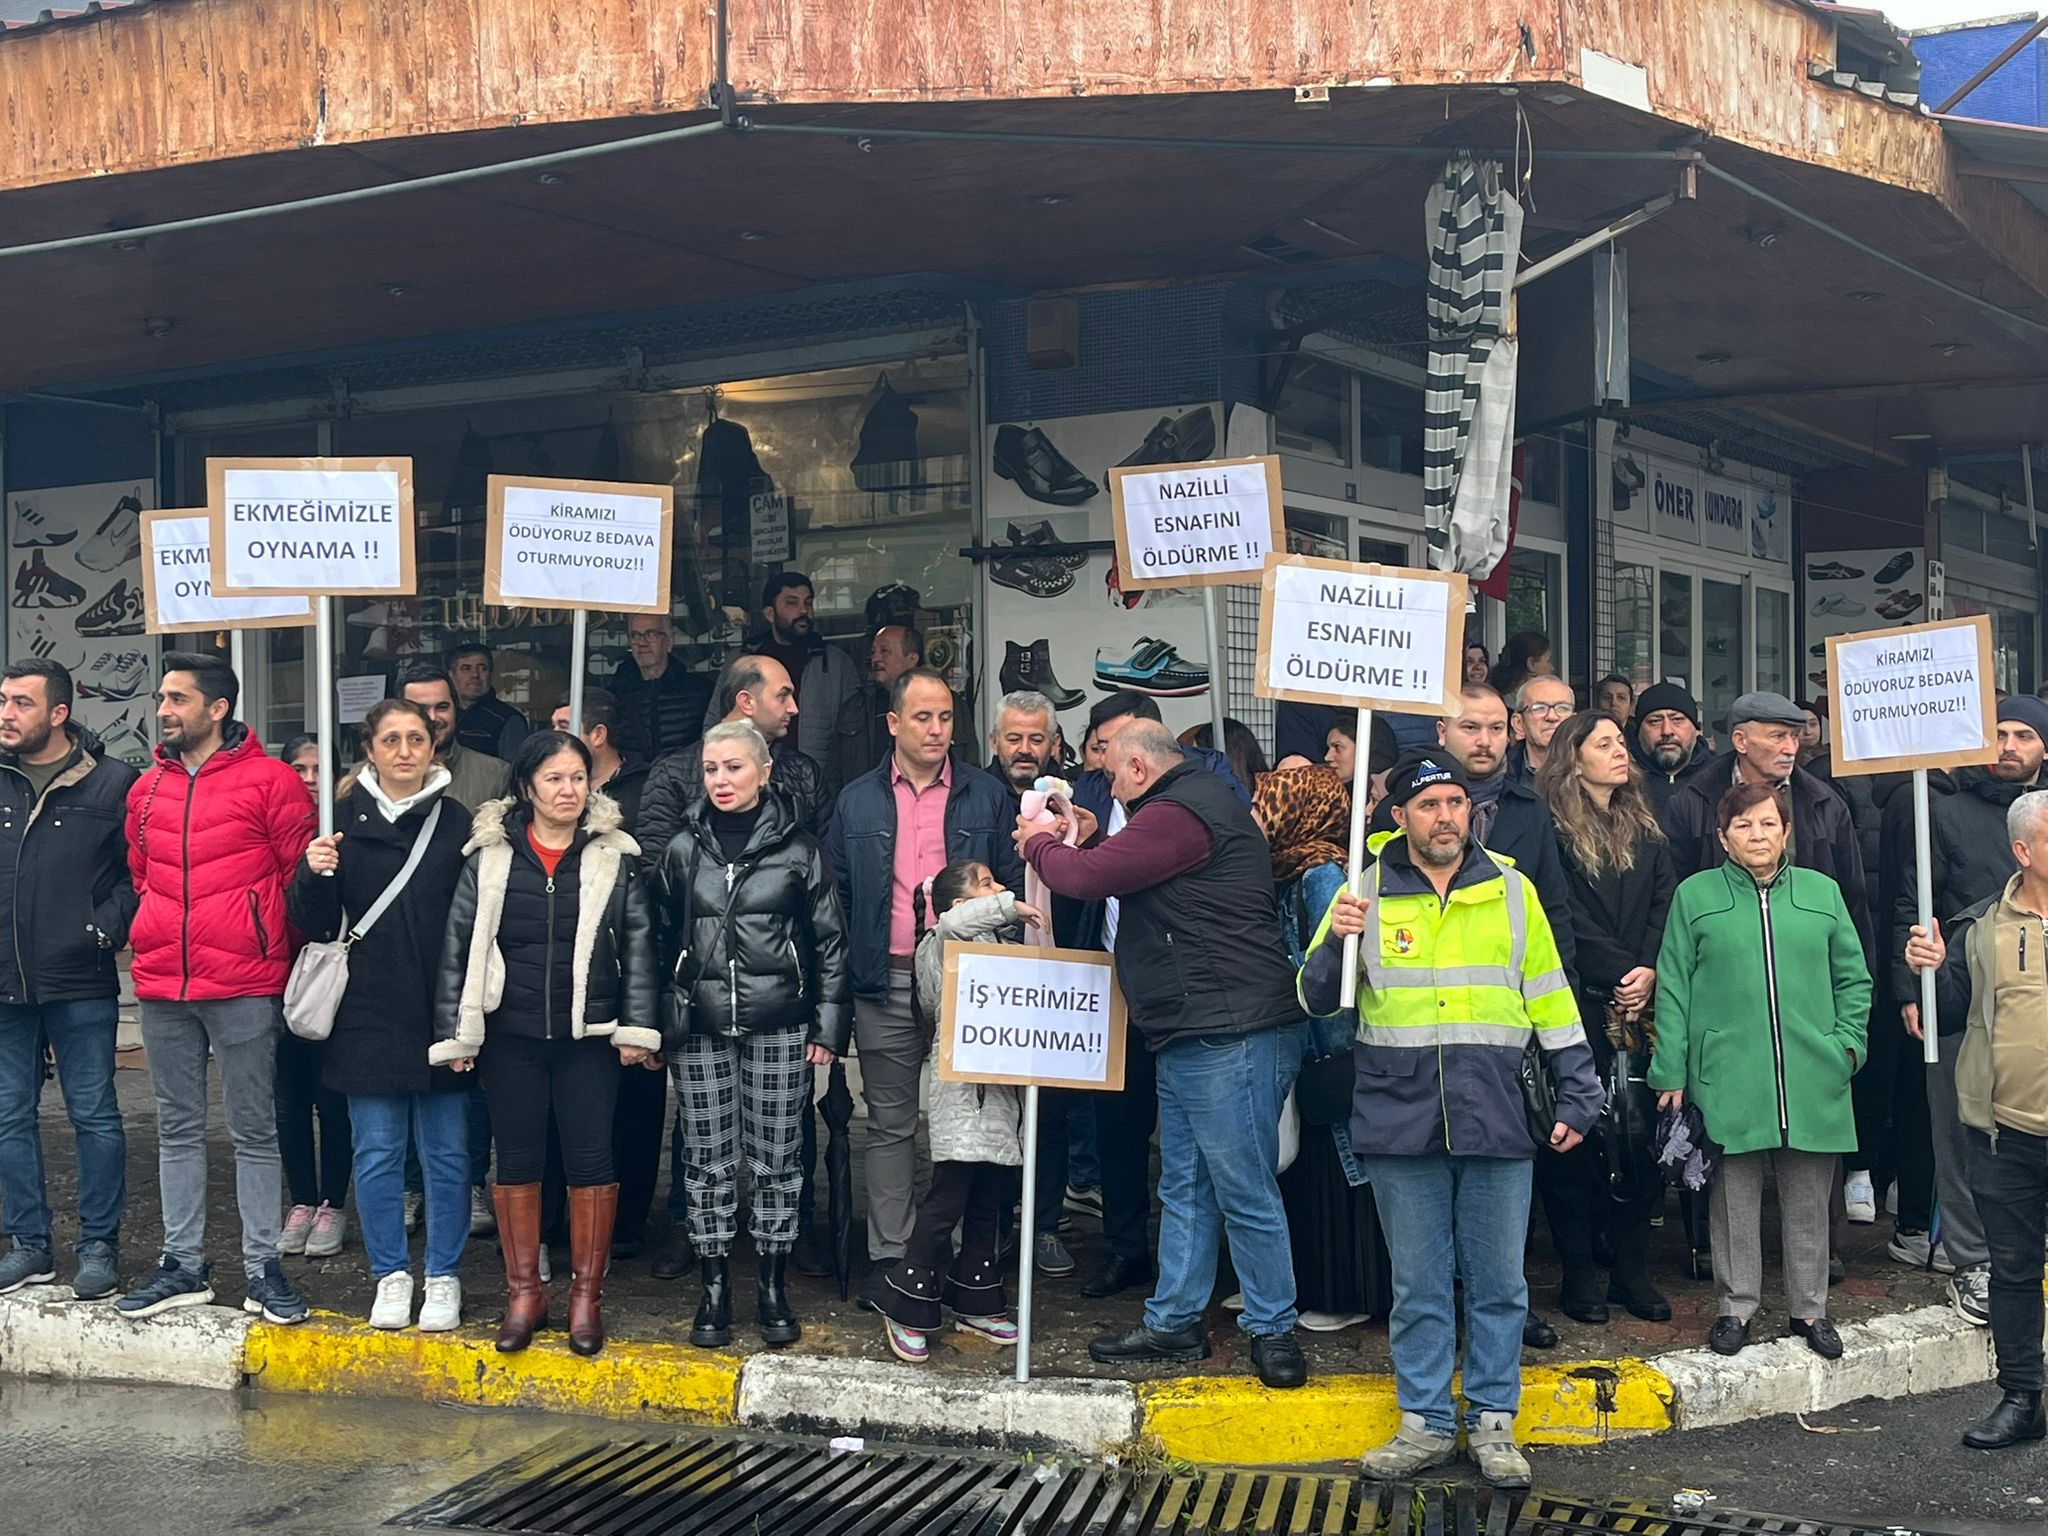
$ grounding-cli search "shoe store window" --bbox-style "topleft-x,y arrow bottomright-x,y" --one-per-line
1273,356 -> 1351,465
1756,586 -> 1792,698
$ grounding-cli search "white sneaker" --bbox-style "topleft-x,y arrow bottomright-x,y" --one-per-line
470,1186 -> 497,1237
1468,1411 -> 1531,1489
279,1204 -> 316,1256
1950,1266 -> 1992,1327
369,1271 -> 414,1329
418,1275 -> 462,1332
1844,1169 -> 1876,1225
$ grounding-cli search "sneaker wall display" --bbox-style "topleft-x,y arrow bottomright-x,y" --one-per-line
984,405 -> 1238,736
6,480 -> 159,766
1803,546 -> 1925,695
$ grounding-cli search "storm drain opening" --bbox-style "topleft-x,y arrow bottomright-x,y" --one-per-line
390,1430 -> 1924,1536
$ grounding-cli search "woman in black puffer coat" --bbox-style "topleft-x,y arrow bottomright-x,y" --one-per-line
657,720 -> 850,1351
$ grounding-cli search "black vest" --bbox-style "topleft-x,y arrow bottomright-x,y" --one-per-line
1114,759 -> 1301,1048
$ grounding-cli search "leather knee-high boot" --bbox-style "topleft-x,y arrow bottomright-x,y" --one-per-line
493,1183 -> 547,1353
568,1183 -> 618,1357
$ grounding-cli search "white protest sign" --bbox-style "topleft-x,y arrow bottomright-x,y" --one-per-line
140,510 -> 312,634
1109,454 -> 1285,589
750,492 -> 792,563
208,458 -> 416,597
335,674 -> 387,726
1254,553 -> 1468,715
484,475 -> 674,615
937,942 -> 1128,1092
1826,614 -> 1996,776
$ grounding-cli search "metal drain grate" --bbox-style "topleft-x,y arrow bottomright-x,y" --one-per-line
390,1431 -> 1917,1536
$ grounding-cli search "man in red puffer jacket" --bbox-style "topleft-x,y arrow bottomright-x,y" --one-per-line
114,652 -> 317,1327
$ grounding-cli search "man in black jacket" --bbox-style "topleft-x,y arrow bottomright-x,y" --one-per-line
612,613 -> 714,761
451,643 -> 533,763
551,688 -> 649,835
832,625 -> 921,793
0,659 -> 138,1300
1879,695 -> 2048,1310
1628,682 -> 1715,815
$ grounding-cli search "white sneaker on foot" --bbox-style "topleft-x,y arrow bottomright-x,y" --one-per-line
1469,1411 -> 1531,1489
279,1204 -> 316,1256
1844,1169 -> 1876,1224
304,1202 -> 348,1258
1361,1413 -> 1456,1479
1950,1265 -> 1991,1327
418,1275 -> 462,1332
369,1271 -> 414,1329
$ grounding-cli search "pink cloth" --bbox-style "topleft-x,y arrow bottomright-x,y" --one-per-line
888,755 -> 953,956
1017,786 -> 1078,946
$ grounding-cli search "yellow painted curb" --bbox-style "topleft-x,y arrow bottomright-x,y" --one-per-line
243,1312 -> 741,1424
1137,1359 -> 1673,1465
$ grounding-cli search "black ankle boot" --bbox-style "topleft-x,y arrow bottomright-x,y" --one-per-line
757,1249 -> 801,1347
689,1256 -> 731,1348
1962,1390 -> 2046,1450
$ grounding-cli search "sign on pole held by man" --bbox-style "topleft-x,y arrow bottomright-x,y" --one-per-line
1826,614 -> 1997,1064
939,940 -> 1127,1384
1255,553 -> 1470,1008
140,510 -> 312,634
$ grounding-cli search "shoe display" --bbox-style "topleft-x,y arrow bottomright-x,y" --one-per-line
1811,593 -> 1865,618
1000,639 -> 1086,710
76,578 -> 143,636
304,1202 -> 348,1258
1115,408 -> 1217,470
1790,1316 -> 1843,1360
1088,1322 -> 1210,1365
1874,551 -> 1915,584
1469,1411 -> 1532,1489
1950,1265 -> 1991,1327
955,1312 -> 1021,1344
77,494 -> 143,573
14,551 -> 86,610
1877,590 -> 1924,621
72,1239 -> 119,1302
1360,1412 -> 1458,1480
1250,1330 -> 1309,1389
77,650 -> 149,702
1033,1231 -> 1076,1277
885,1317 -> 930,1363
1094,637 -> 1209,698
279,1203 -> 316,1256
1080,1253 -> 1154,1299
1805,561 -> 1864,580
988,549 -> 1075,600
993,424 -> 1098,507
0,1239 -> 56,1294
1808,671 -> 1829,689
1104,556 -> 1146,612
1961,1390 -> 2046,1450
418,1275 -> 463,1333
116,1255 -> 214,1318
369,1271 -> 415,1329
1006,520 -> 1088,571
1707,1315 -> 1751,1355
470,1185 -> 497,1237
243,1258 -> 310,1324
11,503 -> 76,548
1845,1169 -> 1876,1224
1611,455 -> 1646,513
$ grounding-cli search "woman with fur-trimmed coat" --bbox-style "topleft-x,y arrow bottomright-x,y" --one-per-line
433,731 -> 660,1358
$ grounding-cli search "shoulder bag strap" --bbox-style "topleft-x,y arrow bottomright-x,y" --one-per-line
345,801 -> 443,947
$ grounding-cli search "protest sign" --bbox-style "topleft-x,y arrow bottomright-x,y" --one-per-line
1254,554 -> 1468,715
1825,614 -> 1996,777
937,942 -> 1128,1092
484,475 -> 674,615
140,510 -> 312,634
1109,455 -> 1284,590
749,492 -> 792,563
208,458 -> 416,596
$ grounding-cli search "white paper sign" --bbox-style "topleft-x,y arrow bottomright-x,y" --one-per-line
1110,456 -> 1282,588
1830,616 -> 1993,771
750,492 -> 792,563
144,514 -> 313,631
1255,556 -> 1467,713
216,466 -> 409,593
948,949 -> 1118,1086
492,481 -> 668,610
335,674 -> 388,726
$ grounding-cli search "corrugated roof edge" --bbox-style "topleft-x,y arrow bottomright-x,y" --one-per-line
0,0 -> 144,38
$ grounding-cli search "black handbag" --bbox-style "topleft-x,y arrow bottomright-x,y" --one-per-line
1296,1049 -> 1357,1127
1595,1047 -> 1662,1203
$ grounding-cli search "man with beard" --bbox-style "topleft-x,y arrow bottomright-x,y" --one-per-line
0,659 -> 137,1302
1628,683 -> 1714,814
710,573 -> 861,803
1879,696 -> 2048,1318
834,625 -> 923,791
987,690 -> 1057,806
399,664 -> 511,813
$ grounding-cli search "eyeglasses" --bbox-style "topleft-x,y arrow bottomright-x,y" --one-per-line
1521,701 -> 1575,718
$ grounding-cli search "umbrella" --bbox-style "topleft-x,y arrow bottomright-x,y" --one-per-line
820,1061 -> 857,1300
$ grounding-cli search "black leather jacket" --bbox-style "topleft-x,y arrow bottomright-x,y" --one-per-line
655,792 -> 851,1055
637,737 -> 825,868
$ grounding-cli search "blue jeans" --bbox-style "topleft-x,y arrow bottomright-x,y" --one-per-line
349,1092 -> 470,1278
0,1000 -> 125,1249
403,1080 -> 490,1196
1147,1022 -> 1305,1337
1360,1151 -> 1533,1434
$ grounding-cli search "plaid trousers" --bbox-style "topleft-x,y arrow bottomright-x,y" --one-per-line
672,1027 -> 810,1256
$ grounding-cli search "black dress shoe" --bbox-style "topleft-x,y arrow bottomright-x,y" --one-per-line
1115,409 -> 1217,469
1252,1331 -> 1308,1389
1089,1322 -> 1210,1365
1791,1316 -> 1843,1360
1522,1311 -> 1559,1350
1608,1279 -> 1673,1323
856,1265 -> 893,1315
993,425 -> 1098,507
1962,1390 -> 2046,1450
1560,1297 -> 1609,1326
1081,1253 -> 1155,1299
1707,1316 -> 1751,1356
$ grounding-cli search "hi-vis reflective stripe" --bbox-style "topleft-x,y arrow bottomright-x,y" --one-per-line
1368,965 -> 1517,990
1360,1021 -> 1532,1048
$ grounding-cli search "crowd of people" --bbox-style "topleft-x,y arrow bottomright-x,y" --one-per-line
0,585 -> 2045,1487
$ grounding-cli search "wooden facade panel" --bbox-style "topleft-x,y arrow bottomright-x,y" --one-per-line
154,3 -> 221,163
208,0 -> 321,151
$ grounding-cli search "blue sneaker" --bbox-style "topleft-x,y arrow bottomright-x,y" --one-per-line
0,1239 -> 56,1295
1092,637 -> 1209,698
243,1258 -> 309,1325
115,1254 -> 214,1318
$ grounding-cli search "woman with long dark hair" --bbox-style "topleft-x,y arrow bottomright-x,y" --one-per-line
433,730 -> 660,1356
1533,710 -> 1676,1324
1489,631 -> 1554,703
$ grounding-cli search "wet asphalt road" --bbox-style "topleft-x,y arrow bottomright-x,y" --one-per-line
0,1378 -> 2041,1535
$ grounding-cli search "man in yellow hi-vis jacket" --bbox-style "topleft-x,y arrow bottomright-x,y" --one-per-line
1301,749 -> 1602,1490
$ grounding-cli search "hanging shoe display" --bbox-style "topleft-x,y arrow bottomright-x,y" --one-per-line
14,551 -> 86,609
77,495 -> 143,574
992,425 -> 1097,507
999,639 -> 1086,711
1093,637 -> 1209,697
1114,408 -> 1216,469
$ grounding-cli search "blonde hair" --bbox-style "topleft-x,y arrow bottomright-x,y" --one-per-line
701,719 -> 771,767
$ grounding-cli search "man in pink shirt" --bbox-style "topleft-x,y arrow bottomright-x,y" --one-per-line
824,669 -> 1022,1311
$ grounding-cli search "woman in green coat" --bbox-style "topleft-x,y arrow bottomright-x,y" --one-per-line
1650,781 -> 1870,1362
